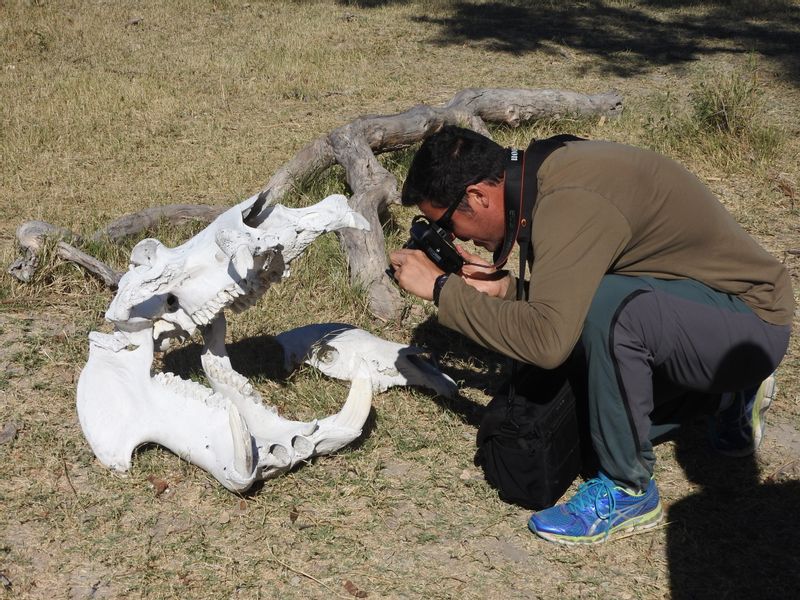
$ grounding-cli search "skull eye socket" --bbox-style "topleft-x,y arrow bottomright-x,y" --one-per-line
166,294 -> 179,312
314,342 -> 338,365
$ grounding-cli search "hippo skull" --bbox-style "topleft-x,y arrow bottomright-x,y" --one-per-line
78,194 -> 379,491
105,193 -> 367,348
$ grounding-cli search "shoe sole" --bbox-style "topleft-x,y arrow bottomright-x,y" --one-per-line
529,502 -> 664,546
717,374 -> 776,458
753,375 -> 776,450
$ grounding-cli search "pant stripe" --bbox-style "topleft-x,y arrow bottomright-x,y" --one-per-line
608,288 -> 651,478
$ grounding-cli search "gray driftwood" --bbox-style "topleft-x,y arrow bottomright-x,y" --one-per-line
9,87 -> 623,318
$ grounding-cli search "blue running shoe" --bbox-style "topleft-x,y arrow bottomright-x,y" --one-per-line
528,473 -> 663,545
710,374 -> 776,457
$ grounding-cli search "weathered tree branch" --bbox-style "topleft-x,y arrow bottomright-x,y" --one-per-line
10,87 -> 623,319
8,209 -> 223,286
305,88 -> 622,319
95,204 -> 226,242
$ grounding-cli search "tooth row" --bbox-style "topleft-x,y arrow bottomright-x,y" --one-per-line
153,371 -> 228,409
188,285 -> 247,325
188,259 -> 286,321
203,356 -> 277,413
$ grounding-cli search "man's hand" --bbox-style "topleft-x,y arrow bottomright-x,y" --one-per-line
456,246 -> 511,298
389,249 -> 443,300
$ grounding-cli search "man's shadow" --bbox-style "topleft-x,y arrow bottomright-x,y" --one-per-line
666,419 -> 800,599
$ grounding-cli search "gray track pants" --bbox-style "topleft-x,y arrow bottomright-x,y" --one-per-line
580,275 -> 791,492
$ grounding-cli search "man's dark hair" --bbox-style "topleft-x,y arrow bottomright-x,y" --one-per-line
401,126 -> 506,209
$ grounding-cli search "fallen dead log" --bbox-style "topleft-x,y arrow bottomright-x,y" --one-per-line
9,87 -> 623,319
94,204 -> 226,243
8,207 -> 225,286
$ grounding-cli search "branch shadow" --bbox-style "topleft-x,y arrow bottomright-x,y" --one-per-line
343,0 -> 800,85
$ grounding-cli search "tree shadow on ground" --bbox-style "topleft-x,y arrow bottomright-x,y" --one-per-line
667,422 -> 800,599
342,0 -> 800,85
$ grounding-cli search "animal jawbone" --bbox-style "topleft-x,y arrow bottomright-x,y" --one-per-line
77,328 -> 257,492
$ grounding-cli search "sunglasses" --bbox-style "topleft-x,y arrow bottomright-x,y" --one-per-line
434,193 -> 466,235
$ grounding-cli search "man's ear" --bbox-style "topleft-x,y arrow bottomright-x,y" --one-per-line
465,181 -> 493,209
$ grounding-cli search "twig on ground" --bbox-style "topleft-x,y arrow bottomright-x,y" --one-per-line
62,458 -> 81,505
764,459 -> 800,483
266,545 -> 348,599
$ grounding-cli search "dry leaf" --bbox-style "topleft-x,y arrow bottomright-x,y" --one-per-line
343,579 -> 368,598
289,506 -> 299,524
146,475 -> 169,497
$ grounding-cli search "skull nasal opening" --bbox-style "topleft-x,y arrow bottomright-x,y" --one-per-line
166,294 -> 178,312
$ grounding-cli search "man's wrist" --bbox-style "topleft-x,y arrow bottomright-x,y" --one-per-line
432,273 -> 450,306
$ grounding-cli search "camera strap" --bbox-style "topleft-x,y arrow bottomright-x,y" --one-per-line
500,134 -> 585,410
494,134 -> 585,271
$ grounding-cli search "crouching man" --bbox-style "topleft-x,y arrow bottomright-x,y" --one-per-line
389,126 -> 793,545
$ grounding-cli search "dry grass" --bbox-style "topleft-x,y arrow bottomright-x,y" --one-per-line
2,1 -> 799,598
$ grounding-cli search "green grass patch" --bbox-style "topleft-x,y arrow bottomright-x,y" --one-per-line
644,60 -> 784,171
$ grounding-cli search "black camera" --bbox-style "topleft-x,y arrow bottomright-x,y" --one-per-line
387,215 -> 464,280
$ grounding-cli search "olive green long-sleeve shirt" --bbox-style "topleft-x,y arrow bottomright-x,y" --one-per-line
437,140 -> 794,369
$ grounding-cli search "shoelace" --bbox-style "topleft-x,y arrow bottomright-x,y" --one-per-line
566,476 -> 616,522
719,390 -> 753,430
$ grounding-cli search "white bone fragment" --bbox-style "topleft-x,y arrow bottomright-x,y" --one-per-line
275,323 -> 458,398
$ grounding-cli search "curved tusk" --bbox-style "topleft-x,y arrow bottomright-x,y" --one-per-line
309,359 -> 373,456
333,362 -> 373,430
228,402 -> 254,481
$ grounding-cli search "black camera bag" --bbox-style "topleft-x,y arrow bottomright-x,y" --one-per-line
475,363 -> 589,510
474,134 -> 592,510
